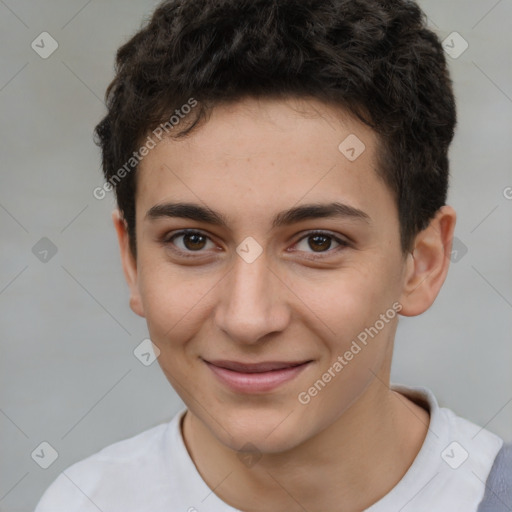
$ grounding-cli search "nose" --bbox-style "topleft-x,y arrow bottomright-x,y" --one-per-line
214,250 -> 291,345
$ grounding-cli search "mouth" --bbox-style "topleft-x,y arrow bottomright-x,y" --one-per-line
203,359 -> 313,393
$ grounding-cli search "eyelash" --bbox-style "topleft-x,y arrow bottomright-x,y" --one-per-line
162,229 -> 350,260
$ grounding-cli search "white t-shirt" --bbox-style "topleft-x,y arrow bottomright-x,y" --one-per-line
34,384 -> 503,512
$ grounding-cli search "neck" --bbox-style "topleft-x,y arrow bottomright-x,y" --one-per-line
182,379 -> 429,512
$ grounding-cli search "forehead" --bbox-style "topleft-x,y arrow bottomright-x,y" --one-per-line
136,97 -> 395,226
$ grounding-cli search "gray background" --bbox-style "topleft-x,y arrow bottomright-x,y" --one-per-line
1,1 -> 511,511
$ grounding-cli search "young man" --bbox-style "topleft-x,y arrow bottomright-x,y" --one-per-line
35,0 -> 511,510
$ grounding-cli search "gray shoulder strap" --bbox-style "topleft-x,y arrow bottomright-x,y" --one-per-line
477,443 -> 512,511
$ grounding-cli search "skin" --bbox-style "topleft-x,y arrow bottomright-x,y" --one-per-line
113,96 -> 456,512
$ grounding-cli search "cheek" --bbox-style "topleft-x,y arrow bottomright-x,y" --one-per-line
293,265 -> 388,337
291,263 -> 399,396
136,257 -> 206,344
295,293 -> 398,438
138,266 -> 208,394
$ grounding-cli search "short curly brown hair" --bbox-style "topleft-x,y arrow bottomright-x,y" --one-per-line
94,0 -> 456,256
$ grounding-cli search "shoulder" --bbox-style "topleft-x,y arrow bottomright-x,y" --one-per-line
477,443 -> 512,511
34,418 -> 178,512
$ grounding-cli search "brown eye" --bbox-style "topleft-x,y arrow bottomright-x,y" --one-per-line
165,230 -> 215,255
308,234 -> 333,252
181,232 -> 207,251
294,231 -> 349,257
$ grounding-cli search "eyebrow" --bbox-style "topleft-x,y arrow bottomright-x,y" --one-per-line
145,201 -> 371,229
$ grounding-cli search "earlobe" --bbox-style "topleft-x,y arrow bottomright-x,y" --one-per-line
112,209 -> 145,318
399,205 -> 457,317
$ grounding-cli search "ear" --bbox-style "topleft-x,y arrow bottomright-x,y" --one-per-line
399,205 -> 457,316
112,209 -> 145,318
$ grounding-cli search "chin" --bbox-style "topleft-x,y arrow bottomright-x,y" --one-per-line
206,403 -> 315,455
223,425 -> 306,455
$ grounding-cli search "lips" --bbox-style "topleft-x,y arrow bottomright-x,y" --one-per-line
207,360 -> 309,373
203,358 -> 312,393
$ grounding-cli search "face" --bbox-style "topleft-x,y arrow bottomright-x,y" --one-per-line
121,97 -> 412,453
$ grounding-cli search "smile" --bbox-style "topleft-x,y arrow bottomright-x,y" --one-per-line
203,359 -> 312,393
